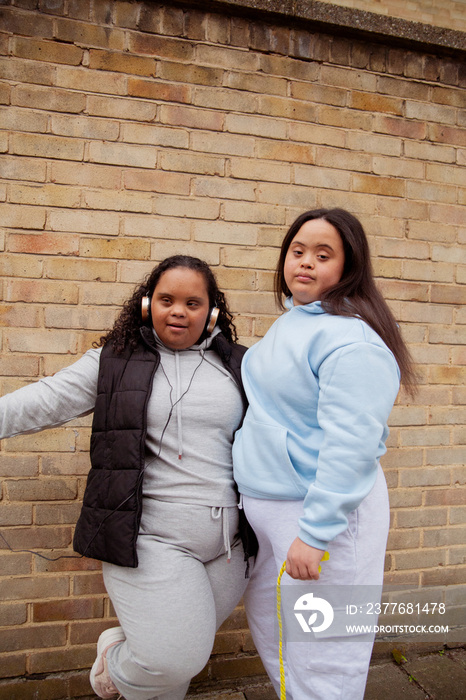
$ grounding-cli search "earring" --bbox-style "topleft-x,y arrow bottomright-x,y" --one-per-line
141,295 -> 151,323
206,307 -> 219,334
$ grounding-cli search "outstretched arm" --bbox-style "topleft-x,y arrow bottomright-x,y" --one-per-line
0,348 -> 101,439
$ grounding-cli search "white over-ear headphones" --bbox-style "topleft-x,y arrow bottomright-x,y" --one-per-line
205,307 -> 220,334
141,296 -> 219,335
141,295 -> 151,324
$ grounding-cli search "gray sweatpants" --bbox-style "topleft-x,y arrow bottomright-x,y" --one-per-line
102,499 -> 248,700
242,465 -> 390,700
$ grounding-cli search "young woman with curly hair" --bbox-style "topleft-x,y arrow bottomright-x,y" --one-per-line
0,255 -> 256,700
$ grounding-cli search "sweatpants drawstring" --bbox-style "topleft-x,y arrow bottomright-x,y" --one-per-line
211,506 -> 231,562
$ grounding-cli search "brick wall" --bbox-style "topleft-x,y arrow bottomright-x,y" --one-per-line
0,0 -> 465,697
322,0 -> 466,33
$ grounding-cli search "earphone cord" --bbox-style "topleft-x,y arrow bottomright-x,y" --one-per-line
0,349 -> 207,562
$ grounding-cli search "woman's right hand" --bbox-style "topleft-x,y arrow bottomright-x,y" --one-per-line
285,537 -> 326,580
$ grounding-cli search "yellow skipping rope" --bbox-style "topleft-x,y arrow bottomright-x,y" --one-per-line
276,552 -> 330,700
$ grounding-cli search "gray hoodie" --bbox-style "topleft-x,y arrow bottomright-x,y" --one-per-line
0,327 -> 244,507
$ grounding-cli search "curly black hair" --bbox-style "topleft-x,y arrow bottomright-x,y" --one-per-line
97,255 -> 238,353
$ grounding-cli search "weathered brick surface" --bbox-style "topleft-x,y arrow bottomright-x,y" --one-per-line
0,0 -> 465,694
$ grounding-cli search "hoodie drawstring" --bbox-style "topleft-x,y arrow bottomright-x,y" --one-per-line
211,506 -> 231,562
174,352 -> 183,460
159,349 -> 206,461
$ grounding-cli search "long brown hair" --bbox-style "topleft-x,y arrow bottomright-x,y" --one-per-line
98,255 -> 238,353
275,208 -> 416,395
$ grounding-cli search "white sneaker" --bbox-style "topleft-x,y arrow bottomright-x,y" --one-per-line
90,626 -> 125,699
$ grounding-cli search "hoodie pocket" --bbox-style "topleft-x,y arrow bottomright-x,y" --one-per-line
233,419 -> 307,498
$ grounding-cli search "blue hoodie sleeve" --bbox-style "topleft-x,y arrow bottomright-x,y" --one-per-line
298,340 -> 400,550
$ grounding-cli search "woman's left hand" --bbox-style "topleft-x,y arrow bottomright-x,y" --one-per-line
286,538 -> 326,580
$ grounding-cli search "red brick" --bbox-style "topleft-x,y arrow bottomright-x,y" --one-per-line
38,0 -> 66,16
0,454 -> 39,477
230,15 -> 249,48
69,618 -> 117,645
124,169 -> 191,195
7,232 -> 79,256
127,76 -> 192,103
5,279 -> 79,305
33,597 -> 104,622
159,61 -> 224,86
291,29 -> 330,62
211,654 -> 266,680
0,528 -> 72,556
114,0 -> 141,28
0,504 -> 33,526
0,571 -> 68,603
256,140 -> 314,165
129,33 -> 193,60
218,605 -> 248,632
92,0 -> 115,25
0,31 -> 7,56
291,81 -> 345,106
68,669 -> 98,698
89,48 -> 155,75
79,237 -> 150,261
0,653 -> 27,679
160,104 -> 224,131
258,94 -> 317,122
353,173 -> 405,197
423,528 -> 466,547
430,124 -> 466,147
0,81 -> 9,107
35,502 -> 82,525
373,115 -> 427,139
33,549 -> 100,574
212,630 -> 243,655
12,36 -> 83,65
0,551 -> 32,577
0,675 -> 68,700
72,572 -> 106,595
28,644 -> 95,674
51,161 -> 121,188
431,85 -> 465,108
137,4 -> 169,35
0,155 -> 47,182
51,113 -> 120,140
0,354 -> 40,376
56,64 -> 126,96
424,489 -> 466,506
6,479 -> 77,502
11,132 -> 84,161
12,84 -> 86,114
0,602 -> 28,627
55,18 -> 125,50
349,91 -> 403,115
88,140 -> 156,168
422,567 -> 466,586
68,0 -> 91,20
0,7 -> 54,39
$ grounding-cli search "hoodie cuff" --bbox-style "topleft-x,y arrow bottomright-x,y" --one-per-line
298,528 -> 328,552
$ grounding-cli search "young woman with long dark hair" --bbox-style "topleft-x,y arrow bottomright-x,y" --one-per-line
233,209 -> 415,700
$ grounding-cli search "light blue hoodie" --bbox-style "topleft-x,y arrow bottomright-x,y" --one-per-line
232,299 -> 400,550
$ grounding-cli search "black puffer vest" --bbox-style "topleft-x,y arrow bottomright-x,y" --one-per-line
73,327 -> 256,568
